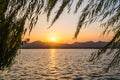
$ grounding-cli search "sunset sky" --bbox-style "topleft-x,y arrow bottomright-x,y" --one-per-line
25,1 -> 113,44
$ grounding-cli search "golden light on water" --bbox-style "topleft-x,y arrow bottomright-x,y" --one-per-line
49,49 -> 56,68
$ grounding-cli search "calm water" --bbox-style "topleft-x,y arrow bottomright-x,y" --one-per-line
0,49 -> 120,80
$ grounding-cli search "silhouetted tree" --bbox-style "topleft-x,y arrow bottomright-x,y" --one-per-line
0,0 -> 120,71
0,0 -> 44,70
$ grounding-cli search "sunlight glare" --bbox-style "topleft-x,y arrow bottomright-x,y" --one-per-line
50,36 -> 56,42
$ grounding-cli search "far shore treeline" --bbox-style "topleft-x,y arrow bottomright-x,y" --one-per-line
21,41 -> 118,49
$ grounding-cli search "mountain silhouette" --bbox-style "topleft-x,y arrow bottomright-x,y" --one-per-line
21,41 -> 109,49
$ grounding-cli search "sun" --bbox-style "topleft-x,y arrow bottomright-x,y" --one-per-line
50,36 -> 57,42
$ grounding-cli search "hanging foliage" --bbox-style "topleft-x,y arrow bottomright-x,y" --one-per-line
0,0 -> 120,71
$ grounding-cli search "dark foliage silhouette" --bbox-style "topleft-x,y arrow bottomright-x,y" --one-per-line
0,0 -> 120,71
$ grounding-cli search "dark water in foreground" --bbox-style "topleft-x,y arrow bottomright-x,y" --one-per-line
0,49 -> 120,80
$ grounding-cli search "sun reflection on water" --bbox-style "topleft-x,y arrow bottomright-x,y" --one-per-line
49,49 -> 56,68
48,49 -> 59,78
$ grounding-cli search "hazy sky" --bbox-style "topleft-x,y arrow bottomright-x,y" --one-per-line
25,1 -> 113,43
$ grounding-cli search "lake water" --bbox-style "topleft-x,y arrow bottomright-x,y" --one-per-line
0,49 -> 120,80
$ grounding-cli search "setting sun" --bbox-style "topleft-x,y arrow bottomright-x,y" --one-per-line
50,36 -> 57,42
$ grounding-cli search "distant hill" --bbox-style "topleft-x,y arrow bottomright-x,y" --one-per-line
72,41 -> 108,48
21,41 -> 109,49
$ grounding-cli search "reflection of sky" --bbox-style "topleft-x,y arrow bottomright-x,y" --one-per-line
47,49 -> 58,78
25,0 -> 113,43
49,49 -> 56,68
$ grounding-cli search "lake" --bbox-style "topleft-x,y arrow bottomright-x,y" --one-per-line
0,49 -> 120,80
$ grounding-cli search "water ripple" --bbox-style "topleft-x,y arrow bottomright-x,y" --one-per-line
0,49 -> 120,80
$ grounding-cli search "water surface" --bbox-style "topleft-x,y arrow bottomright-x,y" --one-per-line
0,49 -> 120,80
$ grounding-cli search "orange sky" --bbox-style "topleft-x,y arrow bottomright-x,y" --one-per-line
24,14 -> 113,44
24,1 -> 113,44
